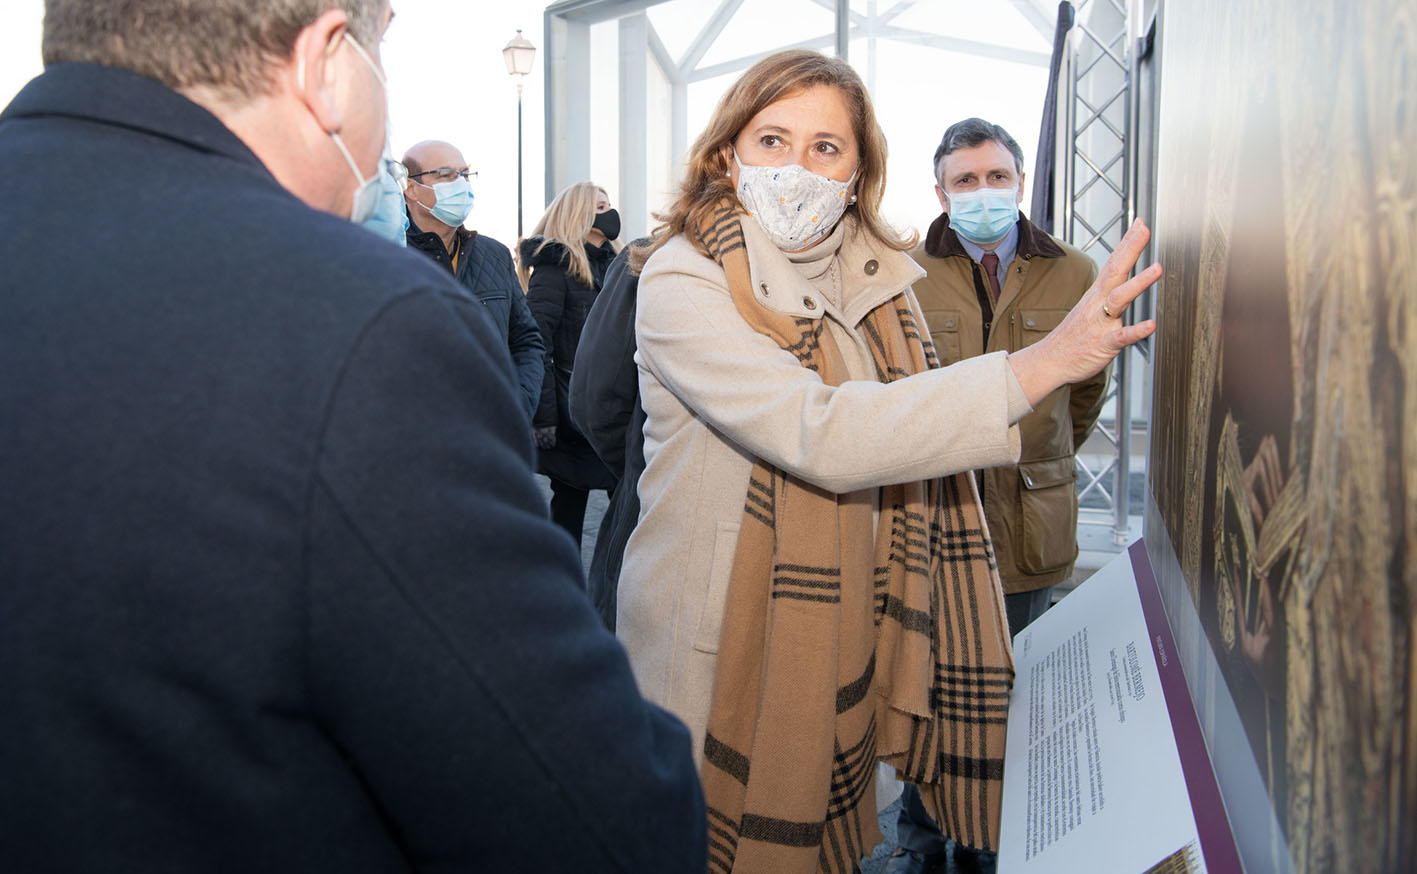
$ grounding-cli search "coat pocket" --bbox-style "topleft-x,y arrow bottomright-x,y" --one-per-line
1018,308 -> 1069,357
1018,308 -> 1069,338
693,521 -> 741,654
1016,456 -> 1079,574
921,307 -> 963,365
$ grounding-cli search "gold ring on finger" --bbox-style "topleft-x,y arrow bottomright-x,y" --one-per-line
1102,302 -> 1116,319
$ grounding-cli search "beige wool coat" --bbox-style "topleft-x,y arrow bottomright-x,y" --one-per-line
616,214 -> 1029,760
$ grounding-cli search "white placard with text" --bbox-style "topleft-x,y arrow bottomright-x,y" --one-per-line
997,550 -> 1205,874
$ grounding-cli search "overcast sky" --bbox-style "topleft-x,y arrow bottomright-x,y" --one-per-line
2,1 -> 1052,246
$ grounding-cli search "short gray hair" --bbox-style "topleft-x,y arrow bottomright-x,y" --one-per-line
43,0 -> 385,102
932,117 -> 1025,183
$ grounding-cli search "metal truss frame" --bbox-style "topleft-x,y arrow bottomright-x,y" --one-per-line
543,0 -> 1055,238
1062,0 -> 1155,545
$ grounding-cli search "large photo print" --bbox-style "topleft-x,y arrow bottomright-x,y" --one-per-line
1146,0 -> 1415,871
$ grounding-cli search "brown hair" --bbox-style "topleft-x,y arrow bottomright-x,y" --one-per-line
42,0 -> 385,103
630,49 -> 915,272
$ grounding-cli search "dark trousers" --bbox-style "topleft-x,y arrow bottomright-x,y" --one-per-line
896,586 -> 1054,857
548,479 -> 590,550
1002,587 -> 1053,638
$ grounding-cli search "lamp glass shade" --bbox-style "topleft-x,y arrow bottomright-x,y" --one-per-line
502,30 -> 536,77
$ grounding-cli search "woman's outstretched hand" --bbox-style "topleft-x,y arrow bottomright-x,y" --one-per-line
1007,218 -> 1161,406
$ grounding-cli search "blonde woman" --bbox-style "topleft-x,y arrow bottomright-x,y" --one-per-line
519,182 -> 624,549
616,49 -> 1160,873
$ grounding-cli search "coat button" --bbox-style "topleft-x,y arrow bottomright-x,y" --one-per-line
864,259 -> 879,275
802,297 -> 818,310
1025,318 -> 1036,328
760,282 -> 770,297
944,319 -> 955,328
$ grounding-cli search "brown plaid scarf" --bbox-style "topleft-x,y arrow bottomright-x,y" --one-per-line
697,205 -> 1015,874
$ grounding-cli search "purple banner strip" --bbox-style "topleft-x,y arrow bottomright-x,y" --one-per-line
1129,539 -> 1243,874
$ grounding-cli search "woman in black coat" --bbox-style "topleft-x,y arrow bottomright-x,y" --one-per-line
519,182 -> 622,548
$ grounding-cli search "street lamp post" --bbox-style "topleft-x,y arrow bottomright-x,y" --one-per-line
502,29 -> 536,240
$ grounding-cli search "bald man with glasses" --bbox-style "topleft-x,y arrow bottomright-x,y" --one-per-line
402,139 -> 544,417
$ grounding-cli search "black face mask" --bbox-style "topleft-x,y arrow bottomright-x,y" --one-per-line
592,208 -> 621,242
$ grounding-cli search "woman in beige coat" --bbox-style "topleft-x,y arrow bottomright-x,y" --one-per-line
616,50 -> 1159,874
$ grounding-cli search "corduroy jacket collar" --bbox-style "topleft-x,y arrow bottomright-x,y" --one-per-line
3,63 -> 272,179
922,210 -> 1066,261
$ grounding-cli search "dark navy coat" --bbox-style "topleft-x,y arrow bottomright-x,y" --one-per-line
568,247 -> 648,629
0,62 -> 704,873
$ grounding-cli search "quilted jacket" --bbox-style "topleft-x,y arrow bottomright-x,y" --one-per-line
407,221 -> 544,417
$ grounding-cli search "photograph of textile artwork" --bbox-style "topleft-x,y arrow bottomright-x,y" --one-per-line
1145,0 -> 1416,872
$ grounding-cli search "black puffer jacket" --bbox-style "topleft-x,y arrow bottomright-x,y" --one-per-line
520,236 -> 617,489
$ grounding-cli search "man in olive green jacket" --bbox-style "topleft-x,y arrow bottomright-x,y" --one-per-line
887,117 -> 1107,874
915,117 -> 1107,630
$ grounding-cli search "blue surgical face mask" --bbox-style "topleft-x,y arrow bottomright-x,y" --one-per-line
360,156 -> 408,246
948,186 -> 1019,244
416,177 -> 474,227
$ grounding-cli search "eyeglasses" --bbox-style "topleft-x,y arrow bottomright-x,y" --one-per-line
408,166 -> 478,185
385,159 -> 409,191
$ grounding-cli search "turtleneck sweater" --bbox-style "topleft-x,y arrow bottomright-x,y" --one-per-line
783,220 -> 848,309
777,218 -> 1030,422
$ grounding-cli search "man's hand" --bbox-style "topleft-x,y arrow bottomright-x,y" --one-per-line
1008,219 -> 1161,406
533,426 -> 557,451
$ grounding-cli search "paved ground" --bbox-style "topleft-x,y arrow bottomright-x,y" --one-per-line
861,797 -> 904,873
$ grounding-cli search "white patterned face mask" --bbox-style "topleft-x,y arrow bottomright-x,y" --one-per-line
733,151 -> 856,251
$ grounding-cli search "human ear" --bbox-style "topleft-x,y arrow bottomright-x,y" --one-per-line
935,184 -> 949,212
718,142 -> 736,177
290,9 -> 350,135
1016,171 -> 1026,203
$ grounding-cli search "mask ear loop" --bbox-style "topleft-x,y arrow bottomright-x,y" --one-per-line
329,130 -> 368,185
341,32 -> 387,89
845,165 -> 860,205
326,30 -> 388,191
297,30 -> 385,104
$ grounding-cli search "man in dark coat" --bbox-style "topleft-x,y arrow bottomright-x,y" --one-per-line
401,138 -> 544,417
0,2 -> 705,872
569,245 -> 648,629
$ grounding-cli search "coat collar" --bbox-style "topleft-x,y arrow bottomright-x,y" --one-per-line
922,210 -> 1066,261
3,63 -> 271,178
406,214 -> 472,259
739,211 -> 924,327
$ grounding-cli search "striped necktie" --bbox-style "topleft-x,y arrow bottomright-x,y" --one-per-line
980,251 -> 1002,302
